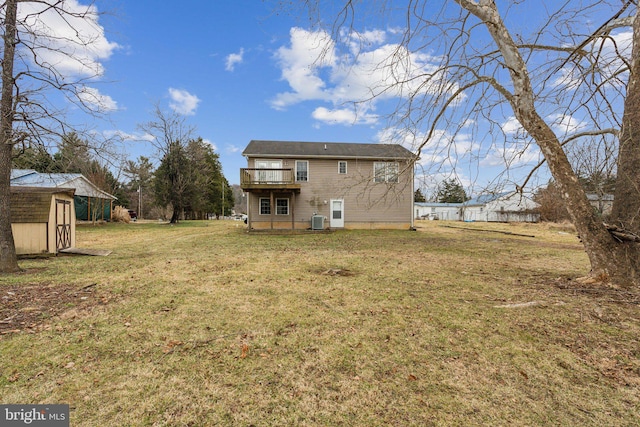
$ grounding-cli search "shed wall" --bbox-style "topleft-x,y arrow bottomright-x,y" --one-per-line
12,223 -> 48,255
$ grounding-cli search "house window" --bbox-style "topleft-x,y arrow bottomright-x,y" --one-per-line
259,198 -> 271,215
296,160 -> 308,182
338,161 -> 347,174
374,162 -> 399,183
276,198 -> 289,215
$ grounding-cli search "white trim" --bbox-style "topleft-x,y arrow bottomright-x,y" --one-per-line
295,160 -> 309,182
330,199 -> 344,228
259,197 -> 271,215
373,161 -> 399,183
275,198 -> 290,215
338,161 -> 347,174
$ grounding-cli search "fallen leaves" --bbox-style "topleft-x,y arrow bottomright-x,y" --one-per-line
1,283 -> 108,336
163,340 -> 185,354
240,343 -> 249,359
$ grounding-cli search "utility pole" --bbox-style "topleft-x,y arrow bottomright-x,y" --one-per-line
138,184 -> 142,219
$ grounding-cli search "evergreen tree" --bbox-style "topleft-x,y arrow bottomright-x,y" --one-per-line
154,141 -> 192,223
414,188 -> 427,202
436,179 -> 468,203
12,144 -> 56,172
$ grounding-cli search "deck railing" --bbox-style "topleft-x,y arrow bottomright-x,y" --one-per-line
240,168 -> 295,186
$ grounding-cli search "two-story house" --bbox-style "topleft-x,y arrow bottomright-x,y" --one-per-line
240,140 -> 416,230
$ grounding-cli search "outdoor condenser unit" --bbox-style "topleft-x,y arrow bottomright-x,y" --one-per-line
311,215 -> 325,230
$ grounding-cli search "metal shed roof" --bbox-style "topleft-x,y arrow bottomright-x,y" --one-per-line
10,169 -> 116,200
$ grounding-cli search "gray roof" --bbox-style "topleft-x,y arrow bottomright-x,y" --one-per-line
243,140 -> 416,160
414,202 -> 463,208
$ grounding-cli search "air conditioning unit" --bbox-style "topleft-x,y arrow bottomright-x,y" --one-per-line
311,215 -> 324,230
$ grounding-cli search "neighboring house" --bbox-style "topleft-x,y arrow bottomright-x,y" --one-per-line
11,169 -> 117,221
414,202 -> 462,220
587,193 -> 614,216
461,192 -> 540,222
240,140 -> 417,230
10,186 -> 76,255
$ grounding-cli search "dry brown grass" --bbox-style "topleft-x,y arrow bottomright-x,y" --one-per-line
111,205 -> 131,223
0,220 -> 638,426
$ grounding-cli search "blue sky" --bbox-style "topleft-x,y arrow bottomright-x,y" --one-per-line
16,1 -> 632,197
91,0 -> 396,186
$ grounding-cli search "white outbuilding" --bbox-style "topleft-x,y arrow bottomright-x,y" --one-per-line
461,192 -> 540,222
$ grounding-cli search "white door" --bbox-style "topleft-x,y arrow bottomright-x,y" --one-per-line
330,199 -> 344,228
255,160 -> 282,182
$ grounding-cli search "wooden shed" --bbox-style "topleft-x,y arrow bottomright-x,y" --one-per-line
11,169 -> 116,221
10,186 -> 76,256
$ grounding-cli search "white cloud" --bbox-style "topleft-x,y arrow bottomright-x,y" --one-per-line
77,86 -> 117,112
103,130 -> 155,142
202,138 -> 217,151
481,144 -> 541,168
343,28 -> 387,53
225,48 -> 245,71
375,127 -> 425,151
312,106 -> 378,125
17,0 -> 119,79
501,116 -> 523,135
554,30 -> 632,90
502,113 -> 587,139
168,88 -> 201,115
271,27 -> 336,109
226,145 -> 241,153
547,113 -> 588,136
271,26 -> 450,126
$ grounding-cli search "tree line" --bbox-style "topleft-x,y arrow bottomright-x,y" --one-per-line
12,132 -> 234,223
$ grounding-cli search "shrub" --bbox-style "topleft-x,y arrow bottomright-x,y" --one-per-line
112,205 -> 131,223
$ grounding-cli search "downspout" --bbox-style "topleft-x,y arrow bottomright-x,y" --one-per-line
410,159 -> 415,229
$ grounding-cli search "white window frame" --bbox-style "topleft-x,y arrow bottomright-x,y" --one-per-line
275,198 -> 289,215
373,161 -> 399,183
338,161 -> 347,174
295,160 -> 309,182
259,198 -> 271,215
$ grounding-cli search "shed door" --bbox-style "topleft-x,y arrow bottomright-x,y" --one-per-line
56,199 -> 72,251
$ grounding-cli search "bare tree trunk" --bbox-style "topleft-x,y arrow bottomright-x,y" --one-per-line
458,0 -> 634,286
0,0 -> 21,273
610,9 -> 640,286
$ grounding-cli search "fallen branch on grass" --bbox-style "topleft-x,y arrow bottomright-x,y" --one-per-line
494,301 -> 544,308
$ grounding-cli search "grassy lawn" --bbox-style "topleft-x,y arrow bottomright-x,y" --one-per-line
1,220 -> 639,426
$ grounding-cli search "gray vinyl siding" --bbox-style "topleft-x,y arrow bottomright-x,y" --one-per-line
247,157 -> 413,227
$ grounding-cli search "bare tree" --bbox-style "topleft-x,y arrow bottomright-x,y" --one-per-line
1,0 -> 117,272
296,0 -> 640,287
0,0 -> 20,272
137,105 -> 195,223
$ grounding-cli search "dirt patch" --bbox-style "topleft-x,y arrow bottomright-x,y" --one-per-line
0,283 -> 107,335
320,268 -> 355,276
